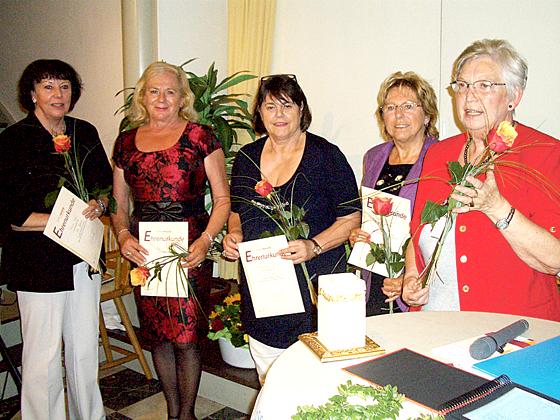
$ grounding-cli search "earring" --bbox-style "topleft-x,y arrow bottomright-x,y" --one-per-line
508,104 -> 513,110
32,98 -> 37,104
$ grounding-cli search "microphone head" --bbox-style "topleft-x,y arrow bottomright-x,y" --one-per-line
469,336 -> 497,360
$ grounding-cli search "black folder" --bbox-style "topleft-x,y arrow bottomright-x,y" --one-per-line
344,348 -> 560,418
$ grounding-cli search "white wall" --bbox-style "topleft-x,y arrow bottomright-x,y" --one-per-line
0,0 -> 124,154
271,0 -> 560,182
157,0 -> 228,77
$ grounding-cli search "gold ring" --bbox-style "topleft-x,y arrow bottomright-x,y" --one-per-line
125,251 -> 132,256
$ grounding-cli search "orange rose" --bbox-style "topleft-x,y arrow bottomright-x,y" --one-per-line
130,266 -> 150,287
255,179 -> 273,197
53,134 -> 71,153
488,121 -> 517,153
496,121 -> 517,146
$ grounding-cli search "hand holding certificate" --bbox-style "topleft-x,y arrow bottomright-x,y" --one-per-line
44,186 -> 104,270
238,235 -> 305,318
348,187 -> 411,277
138,221 -> 190,297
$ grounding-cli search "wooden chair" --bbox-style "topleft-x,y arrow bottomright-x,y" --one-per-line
99,217 -> 152,379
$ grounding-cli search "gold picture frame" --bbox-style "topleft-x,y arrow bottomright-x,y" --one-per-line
299,332 -> 385,362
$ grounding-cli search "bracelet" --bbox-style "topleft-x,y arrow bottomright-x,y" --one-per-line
309,238 -> 322,257
96,199 -> 107,215
116,227 -> 129,237
202,231 -> 213,243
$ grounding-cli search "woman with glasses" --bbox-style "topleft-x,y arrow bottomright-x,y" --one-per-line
349,71 -> 439,316
402,39 -> 560,320
222,74 -> 360,383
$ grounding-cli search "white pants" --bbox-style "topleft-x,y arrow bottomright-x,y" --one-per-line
248,336 -> 284,385
18,262 -> 105,420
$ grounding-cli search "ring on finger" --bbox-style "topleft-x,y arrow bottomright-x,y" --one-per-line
468,198 -> 474,207
125,251 -> 132,256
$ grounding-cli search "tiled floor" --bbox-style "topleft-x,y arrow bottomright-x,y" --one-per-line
0,366 -> 249,419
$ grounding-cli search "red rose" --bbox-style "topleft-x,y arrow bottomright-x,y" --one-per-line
211,318 -> 225,332
372,197 -> 393,216
487,129 -> 508,153
255,179 -> 273,197
488,121 -> 517,153
53,134 -> 71,153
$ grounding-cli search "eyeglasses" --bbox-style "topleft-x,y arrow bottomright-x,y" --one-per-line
381,101 -> 422,114
450,80 -> 506,94
260,74 -> 297,82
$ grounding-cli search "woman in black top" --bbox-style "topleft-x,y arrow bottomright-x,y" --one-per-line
222,74 -> 360,384
0,60 -> 112,419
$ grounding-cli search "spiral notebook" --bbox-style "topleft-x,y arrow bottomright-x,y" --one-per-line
344,348 -> 560,419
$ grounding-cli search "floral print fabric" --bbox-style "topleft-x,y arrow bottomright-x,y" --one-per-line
113,122 -> 221,343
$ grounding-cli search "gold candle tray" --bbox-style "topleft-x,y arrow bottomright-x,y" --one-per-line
299,332 -> 385,363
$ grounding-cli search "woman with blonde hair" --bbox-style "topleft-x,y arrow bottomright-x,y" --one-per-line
349,71 -> 439,315
111,61 -> 230,419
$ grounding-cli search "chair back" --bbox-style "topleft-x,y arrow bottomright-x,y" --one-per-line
101,216 -> 132,299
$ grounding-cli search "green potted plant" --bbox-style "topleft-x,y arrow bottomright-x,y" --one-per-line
208,293 -> 255,369
115,58 -> 256,159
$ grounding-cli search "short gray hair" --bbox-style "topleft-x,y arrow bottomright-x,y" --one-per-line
453,39 -> 528,99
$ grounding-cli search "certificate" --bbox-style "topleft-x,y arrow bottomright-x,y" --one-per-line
139,221 -> 189,298
238,235 -> 305,318
44,186 -> 104,270
348,187 -> 411,277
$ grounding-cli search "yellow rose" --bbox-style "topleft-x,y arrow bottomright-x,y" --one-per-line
496,121 -> 517,147
224,293 -> 241,306
130,266 -> 150,286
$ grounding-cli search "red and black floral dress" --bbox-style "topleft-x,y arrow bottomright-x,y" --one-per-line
113,122 -> 221,344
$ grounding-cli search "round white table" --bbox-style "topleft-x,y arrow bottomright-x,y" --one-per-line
251,311 -> 560,419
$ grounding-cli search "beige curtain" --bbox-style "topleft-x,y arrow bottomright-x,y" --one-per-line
228,0 -> 276,130
219,0 -> 276,280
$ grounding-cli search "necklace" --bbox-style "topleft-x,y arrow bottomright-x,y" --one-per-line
463,136 -> 472,164
50,120 -> 67,136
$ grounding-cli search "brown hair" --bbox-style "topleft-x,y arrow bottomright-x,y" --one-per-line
253,74 -> 312,135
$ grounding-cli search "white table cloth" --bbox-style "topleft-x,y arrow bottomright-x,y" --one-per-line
251,311 -> 560,419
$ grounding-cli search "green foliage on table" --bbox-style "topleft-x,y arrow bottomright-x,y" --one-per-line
292,381 -> 444,420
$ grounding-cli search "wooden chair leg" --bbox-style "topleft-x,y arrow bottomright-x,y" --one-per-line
99,308 -> 114,363
113,296 -> 153,380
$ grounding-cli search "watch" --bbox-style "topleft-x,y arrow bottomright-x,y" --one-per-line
495,207 -> 516,230
309,238 -> 323,257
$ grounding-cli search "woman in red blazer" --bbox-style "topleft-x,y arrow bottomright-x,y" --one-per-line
402,39 -> 560,321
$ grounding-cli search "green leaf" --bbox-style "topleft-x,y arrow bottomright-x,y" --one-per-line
215,72 -> 257,93
44,190 -> 59,208
420,200 -> 448,226
298,222 -> 310,239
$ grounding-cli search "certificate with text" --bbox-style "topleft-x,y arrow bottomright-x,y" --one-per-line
238,235 -> 305,318
44,186 -> 104,270
139,221 -> 189,298
348,187 -> 411,277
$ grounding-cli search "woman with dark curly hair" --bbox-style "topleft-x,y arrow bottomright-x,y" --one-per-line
222,74 -> 360,384
0,59 -> 111,419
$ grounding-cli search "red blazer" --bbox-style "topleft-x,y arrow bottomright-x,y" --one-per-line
411,123 -> 560,321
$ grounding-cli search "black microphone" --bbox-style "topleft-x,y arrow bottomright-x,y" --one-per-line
469,319 -> 529,360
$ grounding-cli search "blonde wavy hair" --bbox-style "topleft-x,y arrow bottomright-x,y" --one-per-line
127,61 -> 198,126
376,71 -> 439,141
